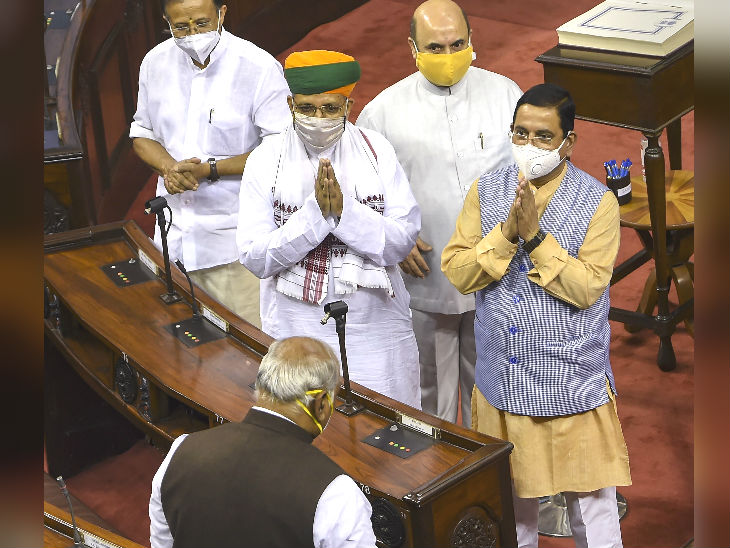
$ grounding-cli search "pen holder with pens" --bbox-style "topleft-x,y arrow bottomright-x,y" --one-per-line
607,173 -> 632,205
604,158 -> 633,206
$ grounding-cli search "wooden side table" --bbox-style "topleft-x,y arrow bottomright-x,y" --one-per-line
615,170 -> 694,337
536,42 -> 694,371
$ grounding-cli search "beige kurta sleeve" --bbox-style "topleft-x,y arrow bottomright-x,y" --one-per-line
441,180 -> 518,294
527,190 -> 620,309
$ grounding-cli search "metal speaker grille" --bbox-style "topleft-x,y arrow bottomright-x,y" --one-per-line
114,357 -> 138,404
370,497 -> 406,548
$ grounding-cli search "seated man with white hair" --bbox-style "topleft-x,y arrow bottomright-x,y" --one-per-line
149,336 -> 376,548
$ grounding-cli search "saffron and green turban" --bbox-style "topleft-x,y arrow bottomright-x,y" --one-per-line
284,50 -> 361,97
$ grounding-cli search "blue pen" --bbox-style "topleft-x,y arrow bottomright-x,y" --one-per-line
622,158 -> 632,178
604,161 -> 612,178
608,160 -> 618,179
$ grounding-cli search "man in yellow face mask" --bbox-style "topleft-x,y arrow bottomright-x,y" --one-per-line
357,0 -> 522,429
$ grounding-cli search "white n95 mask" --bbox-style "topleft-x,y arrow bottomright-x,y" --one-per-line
170,10 -> 221,65
293,112 -> 346,154
511,134 -> 571,180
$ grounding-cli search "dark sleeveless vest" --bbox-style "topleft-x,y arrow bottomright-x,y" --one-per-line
475,162 -> 616,416
161,408 -> 344,548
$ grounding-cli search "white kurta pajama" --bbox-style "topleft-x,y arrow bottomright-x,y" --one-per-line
357,67 -> 522,424
237,123 -> 422,408
129,29 -> 291,325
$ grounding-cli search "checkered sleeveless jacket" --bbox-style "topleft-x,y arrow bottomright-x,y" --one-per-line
475,162 -> 616,416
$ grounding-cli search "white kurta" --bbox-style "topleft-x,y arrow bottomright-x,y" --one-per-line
237,124 -> 422,409
130,29 -> 291,271
357,67 -> 522,314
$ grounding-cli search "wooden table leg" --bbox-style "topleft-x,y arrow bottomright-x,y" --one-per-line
644,132 -> 676,371
666,119 -> 683,171
672,263 -> 694,337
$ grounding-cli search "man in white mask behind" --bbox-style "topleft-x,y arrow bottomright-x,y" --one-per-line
442,83 -> 631,548
357,0 -> 522,428
130,0 -> 291,328
237,50 -> 422,409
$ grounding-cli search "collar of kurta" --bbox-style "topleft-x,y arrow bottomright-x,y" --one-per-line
243,407 -> 315,443
415,65 -> 471,96
524,161 -> 569,197
525,161 -> 576,218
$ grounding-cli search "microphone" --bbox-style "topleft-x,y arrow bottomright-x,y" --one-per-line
321,300 -> 364,416
175,259 -> 201,321
143,196 -> 181,304
321,300 -> 348,325
144,196 -> 168,215
56,476 -> 87,548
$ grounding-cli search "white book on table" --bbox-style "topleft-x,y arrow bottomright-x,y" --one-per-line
556,0 -> 694,57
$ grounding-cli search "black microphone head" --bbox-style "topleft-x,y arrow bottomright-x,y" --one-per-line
144,196 -> 168,215
56,476 -> 66,489
324,300 -> 348,316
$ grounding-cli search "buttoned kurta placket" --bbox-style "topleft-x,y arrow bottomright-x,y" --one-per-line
175,66 -> 208,267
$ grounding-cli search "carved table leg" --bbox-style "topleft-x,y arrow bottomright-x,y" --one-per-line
644,132 -> 676,371
672,263 -> 694,336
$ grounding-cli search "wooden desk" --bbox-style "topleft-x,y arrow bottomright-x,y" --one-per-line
44,502 -> 146,548
44,221 -> 517,548
536,43 -> 694,371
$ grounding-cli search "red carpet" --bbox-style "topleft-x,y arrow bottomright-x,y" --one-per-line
64,442 -> 166,547
66,1 -> 694,547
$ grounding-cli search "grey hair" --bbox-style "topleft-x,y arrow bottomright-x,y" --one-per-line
255,338 -> 339,405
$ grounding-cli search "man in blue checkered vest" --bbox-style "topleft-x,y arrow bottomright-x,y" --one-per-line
441,83 -> 631,548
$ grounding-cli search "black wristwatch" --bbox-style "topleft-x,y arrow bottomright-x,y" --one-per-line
522,228 -> 546,254
207,157 -> 220,182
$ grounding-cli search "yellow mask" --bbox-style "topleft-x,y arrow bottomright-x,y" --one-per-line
296,389 -> 333,434
415,45 -> 473,87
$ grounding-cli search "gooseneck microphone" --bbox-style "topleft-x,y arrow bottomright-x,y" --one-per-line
55,476 -> 87,548
144,196 -> 182,304
321,300 -> 364,416
175,259 -> 201,321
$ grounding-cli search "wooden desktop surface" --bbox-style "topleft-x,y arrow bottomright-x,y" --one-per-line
43,223 -> 484,498
44,221 -> 516,546
44,502 -> 146,548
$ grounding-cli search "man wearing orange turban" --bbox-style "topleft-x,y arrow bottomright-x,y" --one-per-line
237,50 -> 423,409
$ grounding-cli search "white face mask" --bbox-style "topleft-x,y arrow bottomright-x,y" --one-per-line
293,112 -> 346,154
511,133 -> 571,180
169,10 -> 221,65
